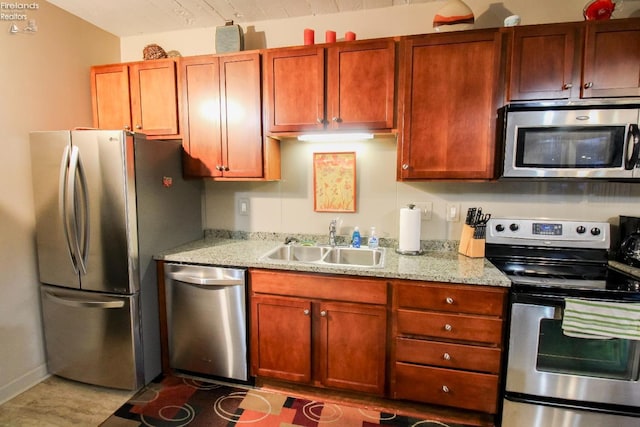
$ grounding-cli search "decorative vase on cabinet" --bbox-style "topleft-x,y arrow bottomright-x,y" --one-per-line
433,0 -> 475,32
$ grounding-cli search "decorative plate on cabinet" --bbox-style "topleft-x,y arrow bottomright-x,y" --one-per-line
583,0 -> 616,20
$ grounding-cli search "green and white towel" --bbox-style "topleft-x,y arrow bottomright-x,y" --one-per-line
562,298 -> 640,340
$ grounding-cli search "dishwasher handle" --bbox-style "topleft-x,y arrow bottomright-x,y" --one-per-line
166,269 -> 245,287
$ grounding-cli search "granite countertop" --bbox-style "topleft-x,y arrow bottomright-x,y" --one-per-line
155,232 -> 512,288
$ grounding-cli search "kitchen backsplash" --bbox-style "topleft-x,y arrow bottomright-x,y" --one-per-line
202,137 -> 640,241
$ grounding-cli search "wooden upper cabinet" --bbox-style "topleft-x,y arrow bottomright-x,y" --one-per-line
507,23 -> 581,101
179,55 -> 222,177
180,52 -> 273,180
263,46 -> 325,133
91,64 -> 131,131
128,59 -> 179,137
263,39 -> 396,134
91,59 -> 180,138
326,40 -> 396,131
507,18 -> 640,101
398,30 -> 503,180
219,53 -> 264,178
582,18 -> 640,98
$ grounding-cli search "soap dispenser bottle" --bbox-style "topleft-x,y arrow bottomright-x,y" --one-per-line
368,226 -> 379,249
352,226 -> 361,248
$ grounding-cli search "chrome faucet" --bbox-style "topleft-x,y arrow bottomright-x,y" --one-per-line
329,219 -> 337,246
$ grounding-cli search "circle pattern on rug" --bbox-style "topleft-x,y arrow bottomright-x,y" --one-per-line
214,391 -> 272,423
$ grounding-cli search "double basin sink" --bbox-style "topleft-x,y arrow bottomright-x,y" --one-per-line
261,244 -> 385,268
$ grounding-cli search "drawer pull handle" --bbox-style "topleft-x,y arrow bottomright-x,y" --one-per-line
444,324 -> 452,331
445,297 -> 454,304
320,310 -> 327,317
303,309 -> 310,316
442,385 -> 450,393
443,352 -> 451,361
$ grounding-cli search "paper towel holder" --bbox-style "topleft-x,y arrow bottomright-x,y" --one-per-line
396,204 -> 424,256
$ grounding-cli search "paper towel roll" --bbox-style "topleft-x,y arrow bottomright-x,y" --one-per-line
399,207 -> 421,252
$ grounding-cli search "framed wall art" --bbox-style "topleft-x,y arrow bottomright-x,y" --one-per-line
313,152 -> 356,212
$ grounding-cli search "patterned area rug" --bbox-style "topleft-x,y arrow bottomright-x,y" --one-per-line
100,375 -> 475,427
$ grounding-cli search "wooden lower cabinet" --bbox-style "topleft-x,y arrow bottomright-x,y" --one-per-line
394,363 -> 499,413
250,269 -> 387,396
391,280 -> 507,415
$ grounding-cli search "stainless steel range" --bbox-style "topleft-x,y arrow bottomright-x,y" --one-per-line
485,218 -> 640,427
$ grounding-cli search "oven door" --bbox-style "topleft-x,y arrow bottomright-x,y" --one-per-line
506,293 -> 640,407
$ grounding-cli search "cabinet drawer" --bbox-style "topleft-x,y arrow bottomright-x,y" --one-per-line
250,269 -> 387,304
395,282 -> 506,316
395,337 -> 501,374
396,309 -> 503,345
394,362 -> 499,414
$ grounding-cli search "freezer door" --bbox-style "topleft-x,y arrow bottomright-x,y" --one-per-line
30,131 -> 81,288
40,285 -> 144,390
70,130 -> 134,293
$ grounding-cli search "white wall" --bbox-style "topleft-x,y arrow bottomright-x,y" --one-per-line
119,0 -> 640,241
0,2 -> 120,403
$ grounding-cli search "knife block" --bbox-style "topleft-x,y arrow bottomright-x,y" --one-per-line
458,224 -> 474,255
465,237 -> 485,258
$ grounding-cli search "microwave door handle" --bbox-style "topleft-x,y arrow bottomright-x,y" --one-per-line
625,124 -> 640,170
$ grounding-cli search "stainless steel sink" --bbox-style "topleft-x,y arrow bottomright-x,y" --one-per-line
323,247 -> 383,267
263,245 -> 329,262
261,245 -> 385,268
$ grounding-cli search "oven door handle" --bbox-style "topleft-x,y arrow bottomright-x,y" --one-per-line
512,291 -> 566,307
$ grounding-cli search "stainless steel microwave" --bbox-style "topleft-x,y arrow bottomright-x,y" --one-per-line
498,104 -> 640,180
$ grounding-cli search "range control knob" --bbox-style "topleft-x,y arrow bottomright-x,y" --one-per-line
496,224 -> 505,232
509,223 -> 519,232
576,226 -> 586,234
591,227 -> 601,236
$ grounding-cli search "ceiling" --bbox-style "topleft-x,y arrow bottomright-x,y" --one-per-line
49,0 -> 437,37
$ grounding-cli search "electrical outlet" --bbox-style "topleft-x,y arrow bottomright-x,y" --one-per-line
238,198 -> 250,216
413,202 -> 433,221
446,203 -> 460,222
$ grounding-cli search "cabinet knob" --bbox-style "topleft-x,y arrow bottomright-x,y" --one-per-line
443,352 -> 451,361
320,310 -> 327,317
303,309 -> 310,316
563,83 -> 573,90
135,124 -> 142,130
317,118 -> 325,124
402,164 -> 409,170
442,385 -> 450,393
215,165 -> 223,171
584,82 -> 594,89
223,166 -> 229,171
444,324 -> 452,332
445,297 -> 454,305
332,117 -> 343,123
124,125 -> 131,131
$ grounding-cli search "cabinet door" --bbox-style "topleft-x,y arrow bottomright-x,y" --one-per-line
263,47 -> 325,133
319,301 -> 386,395
326,40 -> 396,130
90,64 -> 131,130
398,30 -> 503,180
179,56 -> 223,177
582,18 -> 640,98
129,59 -> 179,137
219,52 -> 264,178
251,295 -> 312,383
507,23 -> 581,101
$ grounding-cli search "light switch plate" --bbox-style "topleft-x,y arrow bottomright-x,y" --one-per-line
446,203 -> 460,222
238,198 -> 250,216
414,202 -> 433,221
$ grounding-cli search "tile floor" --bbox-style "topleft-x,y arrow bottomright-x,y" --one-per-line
0,376 -> 133,426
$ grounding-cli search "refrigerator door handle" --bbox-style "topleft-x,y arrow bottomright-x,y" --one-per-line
67,146 -> 90,276
42,289 -> 125,309
58,145 -> 78,273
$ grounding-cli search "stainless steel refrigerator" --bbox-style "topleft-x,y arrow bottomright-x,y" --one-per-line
29,130 -> 202,390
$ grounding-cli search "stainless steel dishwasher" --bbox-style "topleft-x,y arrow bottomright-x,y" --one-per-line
164,263 -> 248,381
